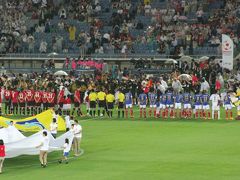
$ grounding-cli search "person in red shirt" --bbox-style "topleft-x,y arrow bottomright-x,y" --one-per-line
47,89 -> 56,109
4,87 -> 11,115
63,94 -> 71,115
34,90 -> 42,115
25,87 -> 35,115
42,90 -> 48,111
18,90 -> 26,115
72,87 -> 83,116
0,139 -> 5,174
57,87 -> 65,114
11,88 -> 19,115
0,88 -> 2,116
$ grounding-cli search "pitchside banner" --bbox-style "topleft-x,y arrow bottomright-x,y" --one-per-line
222,34 -> 233,70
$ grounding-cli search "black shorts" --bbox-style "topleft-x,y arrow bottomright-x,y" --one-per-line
59,102 -> 64,108
90,101 -> 96,108
107,102 -> 114,110
48,103 -> 54,108
43,102 -> 48,108
27,101 -> 34,107
35,102 -> 41,107
19,103 -> 25,107
12,103 -> 18,107
74,102 -> 80,107
118,102 -> 124,109
98,100 -> 105,108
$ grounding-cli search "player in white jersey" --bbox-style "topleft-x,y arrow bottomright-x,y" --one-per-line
210,91 -> 221,119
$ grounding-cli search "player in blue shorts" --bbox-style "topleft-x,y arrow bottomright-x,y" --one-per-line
174,93 -> 182,118
165,91 -> 174,118
223,92 -> 233,120
182,92 -> 192,118
194,93 -> 202,119
138,90 -> 148,118
202,91 -> 210,119
148,88 -> 157,117
125,90 -> 134,118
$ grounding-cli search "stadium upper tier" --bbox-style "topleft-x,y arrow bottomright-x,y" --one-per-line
0,0 -> 239,57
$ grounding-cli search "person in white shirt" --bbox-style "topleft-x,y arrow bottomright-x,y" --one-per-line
58,138 -> 70,164
65,113 -> 71,131
73,120 -> 82,156
36,131 -> 50,168
210,92 -> 221,119
50,118 -> 58,138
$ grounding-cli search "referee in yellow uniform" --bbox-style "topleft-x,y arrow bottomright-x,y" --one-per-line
89,89 -> 97,117
106,91 -> 115,118
117,89 -> 125,118
97,89 -> 106,117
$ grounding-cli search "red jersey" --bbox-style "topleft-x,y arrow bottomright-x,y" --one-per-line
74,90 -> 81,103
47,92 -> 55,104
11,91 -> 19,103
64,97 -> 71,104
34,91 -> 42,103
58,90 -> 65,103
25,90 -> 34,102
4,90 -> 11,100
18,92 -> 26,103
42,91 -> 48,103
0,145 -> 5,157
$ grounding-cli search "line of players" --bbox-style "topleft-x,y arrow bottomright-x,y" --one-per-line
88,88 -> 233,120
0,87 -> 83,116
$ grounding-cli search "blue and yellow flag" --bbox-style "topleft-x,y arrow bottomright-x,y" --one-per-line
0,110 -> 66,132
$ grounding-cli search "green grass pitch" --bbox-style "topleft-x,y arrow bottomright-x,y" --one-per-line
1,107 -> 240,180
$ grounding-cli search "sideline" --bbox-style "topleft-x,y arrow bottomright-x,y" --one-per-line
5,149 -> 85,169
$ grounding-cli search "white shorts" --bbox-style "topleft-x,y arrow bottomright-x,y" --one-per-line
150,104 -> 156,108
0,103 -> 2,108
126,104 -> 132,108
195,105 -> 202,110
224,104 -> 232,110
202,105 -> 210,110
159,104 -> 166,109
175,103 -> 182,109
166,104 -> 174,108
140,105 -> 146,109
63,104 -> 71,110
212,105 -> 220,111
184,104 -> 191,109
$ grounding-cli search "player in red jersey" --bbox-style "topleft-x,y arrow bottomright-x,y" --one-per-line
72,87 -> 83,116
0,87 -> 3,115
47,89 -> 56,109
4,87 -> 11,114
63,94 -> 72,115
34,89 -> 42,114
57,87 -> 65,114
25,87 -> 34,115
42,90 -> 48,111
18,90 -> 26,115
11,88 -> 19,115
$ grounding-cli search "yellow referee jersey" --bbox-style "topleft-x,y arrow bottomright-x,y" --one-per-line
118,93 -> 125,102
89,92 -> 97,101
106,94 -> 115,103
97,91 -> 106,101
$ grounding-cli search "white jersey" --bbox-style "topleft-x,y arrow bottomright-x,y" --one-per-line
210,94 -> 221,106
40,136 -> 50,151
50,122 -> 58,134
63,143 -> 70,153
65,115 -> 71,129
73,124 -> 82,138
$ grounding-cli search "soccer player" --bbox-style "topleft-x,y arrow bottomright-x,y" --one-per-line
11,88 -> 19,115
182,91 -> 192,118
25,87 -> 34,115
210,91 -> 221,120
89,89 -> 97,117
34,89 -> 42,115
42,90 -> 48,111
223,92 -> 233,120
57,87 -> 65,114
125,90 -> 134,118
159,93 -> 167,118
148,88 -> 157,117
18,90 -> 26,115
138,90 -> 147,118
165,91 -> 174,118
97,89 -> 106,117
194,93 -> 202,119
174,93 -> 182,118
47,89 -> 56,110
4,87 -> 11,115
202,92 -> 210,119
106,91 -> 115,118
72,87 -> 82,117
117,89 -> 125,118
